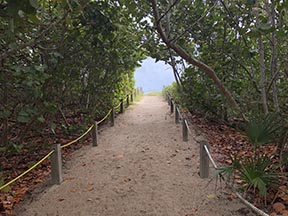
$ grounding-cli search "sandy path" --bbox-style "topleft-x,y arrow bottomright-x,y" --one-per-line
16,96 -> 254,216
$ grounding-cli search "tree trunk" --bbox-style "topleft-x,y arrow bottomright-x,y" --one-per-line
150,0 -> 246,120
270,0 -> 280,112
166,0 -> 181,88
258,35 -> 268,115
256,9 -> 269,115
1,59 -> 8,146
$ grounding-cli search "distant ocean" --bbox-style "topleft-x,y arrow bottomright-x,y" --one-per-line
134,57 -> 175,93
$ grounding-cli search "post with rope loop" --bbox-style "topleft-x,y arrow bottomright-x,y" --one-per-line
200,141 -> 209,179
92,121 -> 98,147
131,92 -> 134,103
126,95 -> 129,107
120,99 -> 124,113
182,119 -> 188,142
134,89 -> 137,98
110,107 -> 115,126
167,94 -> 170,105
51,144 -> 63,185
170,99 -> 174,114
175,104 -> 180,124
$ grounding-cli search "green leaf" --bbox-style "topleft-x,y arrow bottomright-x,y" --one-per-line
246,0 -> 256,6
0,147 -> 6,152
257,23 -> 276,34
44,102 -> 58,113
258,23 -> 271,30
0,110 -> 11,119
246,29 -> 261,38
276,29 -> 287,37
27,14 -> 40,24
37,116 -> 45,123
51,123 -> 57,135
29,0 -> 38,9
17,111 -> 31,123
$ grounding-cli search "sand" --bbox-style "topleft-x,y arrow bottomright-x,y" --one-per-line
15,96 -> 255,216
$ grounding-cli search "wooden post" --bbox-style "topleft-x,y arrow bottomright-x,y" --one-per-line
182,119 -> 188,142
51,144 -> 63,185
126,95 -> 129,107
200,141 -> 209,179
167,95 -> 170,105
170,99 -> 174,114
92,121 -> 98,147
131,93 -> 134,103
175,105 -> 180,124
134,89 -> 137,98
110,107 -> 115,126
120,100 -> 124,113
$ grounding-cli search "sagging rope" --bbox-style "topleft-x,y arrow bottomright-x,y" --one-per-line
202,143 -> 269,216
0,97 -> 128,191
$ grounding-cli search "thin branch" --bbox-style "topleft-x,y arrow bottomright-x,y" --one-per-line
220,0 -> 248,46
171,0 -> 219,43
266,62 -> 284,93
157,0 -> 181,23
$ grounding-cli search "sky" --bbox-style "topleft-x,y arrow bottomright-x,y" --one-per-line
134,57 -> 175,93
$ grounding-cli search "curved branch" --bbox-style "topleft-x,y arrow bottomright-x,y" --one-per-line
150,0 -> 247,121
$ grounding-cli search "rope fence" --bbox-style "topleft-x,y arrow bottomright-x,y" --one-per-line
166,93 -> 269,216
0,88 -> 144,191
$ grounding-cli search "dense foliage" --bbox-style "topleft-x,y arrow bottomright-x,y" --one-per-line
150,0 -> 288,120
1,0 -> 288,210
0,0 -> 145,152
155,0 -> 288,202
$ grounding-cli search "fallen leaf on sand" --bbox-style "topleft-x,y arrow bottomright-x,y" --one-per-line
115,154 -> 124,159
71,188 -> 77,193
123,177 -> 131,183
207,194 -> 216,199
65,177 -> 75,181
86,187 -> 94,191
273,202 -> 286,213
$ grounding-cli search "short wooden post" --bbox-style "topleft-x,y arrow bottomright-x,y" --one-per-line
92,121 -> 98,147
110,107 -> 115,126
51,144 -> 63,185
200,141 -> 209,179
167,95 -> 170,105
175,105 -> 180,124
182,119 -> 188,142
131,93 -> 134,103
170,99 -> 174,114
120,100 -> 124,113
126,95 -> 129,107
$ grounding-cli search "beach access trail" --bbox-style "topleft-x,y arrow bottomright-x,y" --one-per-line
16,96 -> 254,216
